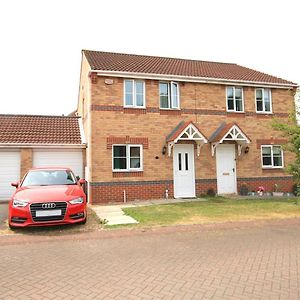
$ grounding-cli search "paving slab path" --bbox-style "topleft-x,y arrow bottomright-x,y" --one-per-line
91,205 -> 139,225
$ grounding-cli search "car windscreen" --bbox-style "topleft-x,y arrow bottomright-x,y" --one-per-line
22,170 -> 77,186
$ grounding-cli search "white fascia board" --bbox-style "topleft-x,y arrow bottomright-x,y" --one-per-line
78,118 -> 87,144
92,70 -> 298,89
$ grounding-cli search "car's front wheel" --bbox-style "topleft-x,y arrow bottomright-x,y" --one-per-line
78,217 -> 87,225
9,223 -> 17,230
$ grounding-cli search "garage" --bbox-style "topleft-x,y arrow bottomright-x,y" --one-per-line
33,149 -> 83,178
0,115 -> 86,202
0,151 -> 21,201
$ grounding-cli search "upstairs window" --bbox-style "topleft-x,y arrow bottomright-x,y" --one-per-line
124,80 -> 145,108
159,82 -> 179,109
113,145 -> 143,171
226,87 -> 244,112
261,145 -> 283,168
256,88 -> 272,113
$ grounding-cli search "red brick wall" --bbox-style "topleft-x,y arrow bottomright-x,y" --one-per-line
237,177 -> 294,194
89,176 -> 293,204
90,181 -> 173,204
78,73 -> 296,203
87,77 -> 295,185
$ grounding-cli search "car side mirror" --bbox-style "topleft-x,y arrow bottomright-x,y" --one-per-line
78,179 -> 86,185
11,182 -> 19,188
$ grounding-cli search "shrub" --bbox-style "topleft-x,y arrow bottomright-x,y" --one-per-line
207,188 -> 216,197
292,183 -> 300,196
239,183 -> 249,196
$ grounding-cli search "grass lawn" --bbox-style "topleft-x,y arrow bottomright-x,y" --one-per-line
121,197 -> 300,227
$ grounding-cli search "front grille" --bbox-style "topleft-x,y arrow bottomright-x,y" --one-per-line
30,202 -> 67,222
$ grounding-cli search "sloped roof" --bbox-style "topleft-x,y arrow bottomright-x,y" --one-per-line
166,121 -> 189,142
209,122 -> 251,143
166,121 -> 208,142
83,50 -> 297,86
0,115 -> 84,145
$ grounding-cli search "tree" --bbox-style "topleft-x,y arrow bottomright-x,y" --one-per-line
272,108 -> 300,193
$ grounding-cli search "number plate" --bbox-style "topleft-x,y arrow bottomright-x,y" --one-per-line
36,209 -> 62,217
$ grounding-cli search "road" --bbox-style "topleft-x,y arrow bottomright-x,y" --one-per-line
1,221 -> 300,299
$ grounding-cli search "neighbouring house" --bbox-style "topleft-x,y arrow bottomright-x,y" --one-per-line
77,50 -> 298,204
0,115 -> 86,201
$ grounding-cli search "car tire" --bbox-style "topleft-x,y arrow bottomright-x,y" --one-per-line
78,217 -> 87,225
9,223 -> 17,230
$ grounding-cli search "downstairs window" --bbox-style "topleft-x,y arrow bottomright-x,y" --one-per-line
113,145 -> 143,171
261,145 -> 283,168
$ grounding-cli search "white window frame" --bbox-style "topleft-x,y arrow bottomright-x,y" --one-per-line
112,144 -> 143,172
255,88 -> 272,114
226,86 -> 244,113
124,79 -> 146,108
261,145 -> 284,169
159,81 -> 180,110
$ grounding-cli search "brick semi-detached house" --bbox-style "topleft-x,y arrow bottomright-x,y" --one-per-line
77,50 -> 298,204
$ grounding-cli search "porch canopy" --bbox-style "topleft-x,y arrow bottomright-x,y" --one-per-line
166,121 -> 208,156
209,122 -> 251,156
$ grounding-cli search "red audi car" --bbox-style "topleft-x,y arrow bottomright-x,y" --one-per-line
9,167 -> 87,228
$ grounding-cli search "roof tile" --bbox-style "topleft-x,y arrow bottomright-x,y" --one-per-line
83,50 -> 297,86
0,115 -> 83,145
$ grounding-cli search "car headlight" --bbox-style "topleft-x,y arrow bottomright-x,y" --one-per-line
13,199 -> 29,208
69,197 -> 84,205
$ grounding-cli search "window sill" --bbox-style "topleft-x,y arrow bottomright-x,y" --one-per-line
124,106 -> 146,109
262,167 -> 284,171
226,111 -> 245,114
256,111 -> 273,115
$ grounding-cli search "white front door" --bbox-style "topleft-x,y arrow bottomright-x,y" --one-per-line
216,144 -> 236,194
173,144 -> 195,198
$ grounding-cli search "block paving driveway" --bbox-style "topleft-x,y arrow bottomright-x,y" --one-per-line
1,221 -> 300,299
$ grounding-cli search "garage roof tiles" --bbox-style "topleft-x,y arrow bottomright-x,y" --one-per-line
0,115 -> 83,145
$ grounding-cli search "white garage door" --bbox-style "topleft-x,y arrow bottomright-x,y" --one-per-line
0,151 -> 20,201
33,149 -> 83,178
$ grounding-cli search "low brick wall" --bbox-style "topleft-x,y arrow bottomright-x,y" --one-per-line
89,180 -> 173,204
89,176 -> 294,204
237,176 -> 294,194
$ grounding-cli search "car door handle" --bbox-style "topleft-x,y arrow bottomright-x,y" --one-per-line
232,168 -> 235,172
